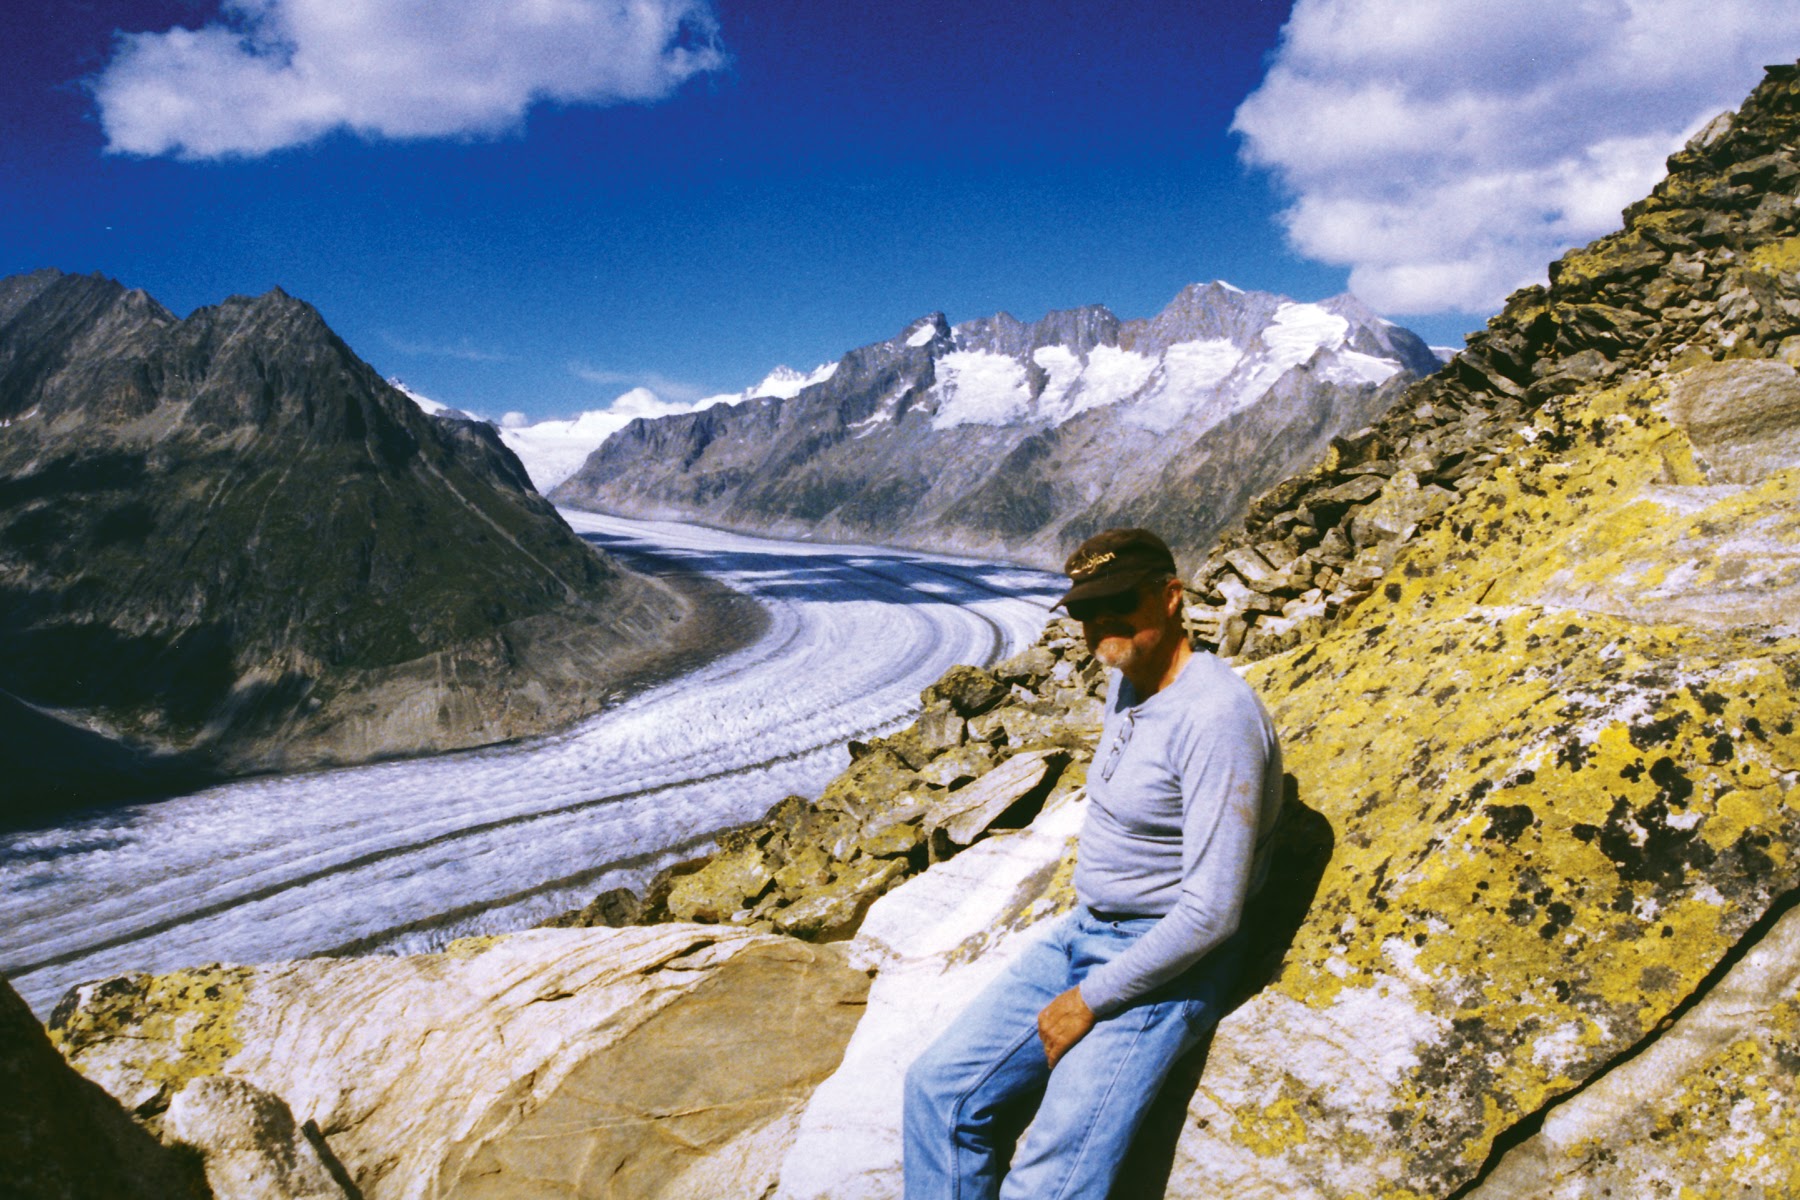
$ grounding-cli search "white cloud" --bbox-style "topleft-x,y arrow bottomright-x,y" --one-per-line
1233,0 -> 1800,315
93,0 -> 725,159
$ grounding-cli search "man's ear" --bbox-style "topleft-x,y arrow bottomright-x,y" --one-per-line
1163,576 -> 1183,617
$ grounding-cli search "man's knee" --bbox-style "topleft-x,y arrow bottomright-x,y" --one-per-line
904,1038 -> 958,1116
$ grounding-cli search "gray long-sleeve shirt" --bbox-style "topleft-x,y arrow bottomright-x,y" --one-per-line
1074,651 -> 1284,1017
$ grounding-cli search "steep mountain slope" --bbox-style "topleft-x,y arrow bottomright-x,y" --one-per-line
552,285 -> 1441,568
0,271 -> 717,822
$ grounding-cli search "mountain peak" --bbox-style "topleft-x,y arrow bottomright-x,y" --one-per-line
900,313 -> 951,348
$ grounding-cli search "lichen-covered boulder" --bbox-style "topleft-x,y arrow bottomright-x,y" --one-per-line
819,745 -> 918,821
921,664 -> 1008,716
51,926 -> 871,1200
771,856 -> 912,940
665,845 -> 776,922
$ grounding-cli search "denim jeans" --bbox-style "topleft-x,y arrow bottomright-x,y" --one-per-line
902,908 -> 1244,1200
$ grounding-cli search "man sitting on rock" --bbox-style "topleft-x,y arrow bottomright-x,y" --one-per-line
903,526 -> 1285,1198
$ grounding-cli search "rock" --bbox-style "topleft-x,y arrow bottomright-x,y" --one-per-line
914,742 -> 996,788
818,746 -> 918,821
1349,470 -> 1427,548
924,748 -> 1065,847
921,665 -> 1008,718
965,708 -> 1010,744
541,885 -> 641,929
996,704 -> 1078,749
1224,545 -> 1278,584
771,856 -> 911,940
856,818 -> 925,860
0,976 -> 207,1200
665,846 -> 775,922
163,1075 -> 351,1200
882,705 -> 966,769
1460,898 -> 1800,1199
991,645 -> 1056,684
1659,358 -> 1800,481
772,841 -> 839,894
52,926 -> 871,1200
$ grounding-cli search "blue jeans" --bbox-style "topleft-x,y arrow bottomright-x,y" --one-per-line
903,908 -> 1244,1199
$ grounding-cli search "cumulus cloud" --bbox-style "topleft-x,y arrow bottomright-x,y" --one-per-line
93,0 -> 725,159
1233,0 -> 1800,315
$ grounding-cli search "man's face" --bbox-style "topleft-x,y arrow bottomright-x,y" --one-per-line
1071,579 -> 1177,673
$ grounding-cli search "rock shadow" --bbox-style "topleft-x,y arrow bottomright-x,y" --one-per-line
1111,774 -> 1335,1199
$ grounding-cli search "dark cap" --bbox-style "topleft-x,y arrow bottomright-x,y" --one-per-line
1055,527 -> 1178,609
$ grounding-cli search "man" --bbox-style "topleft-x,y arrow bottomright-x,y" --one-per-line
903,527 -> 1284,1199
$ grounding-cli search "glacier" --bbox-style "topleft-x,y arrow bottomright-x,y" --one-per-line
0,513 -> 1061,1016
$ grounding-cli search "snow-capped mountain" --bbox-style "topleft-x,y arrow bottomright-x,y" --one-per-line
552,283 -> 1441,568
387,377 -> 479,421
402,364 -> 838,493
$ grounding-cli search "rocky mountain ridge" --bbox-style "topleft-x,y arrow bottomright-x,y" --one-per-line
22,61 -> 1800,1200
0,270 -> 744,824
1175,63 -> 1800,664
551,283 -> 1441,569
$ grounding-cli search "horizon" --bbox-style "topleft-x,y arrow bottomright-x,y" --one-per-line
6,2 -> 1799,425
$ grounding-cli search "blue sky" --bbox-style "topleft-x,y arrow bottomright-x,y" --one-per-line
5,2 -> 1798,422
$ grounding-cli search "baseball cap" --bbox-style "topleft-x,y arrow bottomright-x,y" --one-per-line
1055,527 -> 1179,609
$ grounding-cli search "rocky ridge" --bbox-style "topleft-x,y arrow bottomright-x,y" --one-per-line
552,284 -> 1440,570
0,272 -> 744,823
1178,63 -> 1800,664
28,63 -> 1800,1200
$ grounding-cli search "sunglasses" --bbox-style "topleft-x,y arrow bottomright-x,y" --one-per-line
1066,590 -> 1140,623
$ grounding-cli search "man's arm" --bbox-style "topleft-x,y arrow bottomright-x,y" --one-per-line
1075,696 -> 1274,1018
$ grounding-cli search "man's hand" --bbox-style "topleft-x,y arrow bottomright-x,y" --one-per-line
1037,986 -> 1096,1069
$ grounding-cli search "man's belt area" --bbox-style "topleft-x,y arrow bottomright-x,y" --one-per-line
1086,906 -> 1158,923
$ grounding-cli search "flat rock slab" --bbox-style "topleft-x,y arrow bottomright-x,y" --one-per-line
53,925 -> 871,1200
926,747 -> 1061,846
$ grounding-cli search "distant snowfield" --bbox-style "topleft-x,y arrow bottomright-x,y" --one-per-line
0,513 -> 1061,1016
391,365 -> 838,492
923,299 -> 1404,436
495,364 -> 838,491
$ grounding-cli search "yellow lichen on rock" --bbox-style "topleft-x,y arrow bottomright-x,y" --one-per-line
1201,353 -> 1800,1194
1746,235 -> 1800,277
49,966 -> 251,1123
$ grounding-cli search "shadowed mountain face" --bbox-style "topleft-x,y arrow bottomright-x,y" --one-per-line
551,284 -> 1442,569
0,270 -> 695,824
